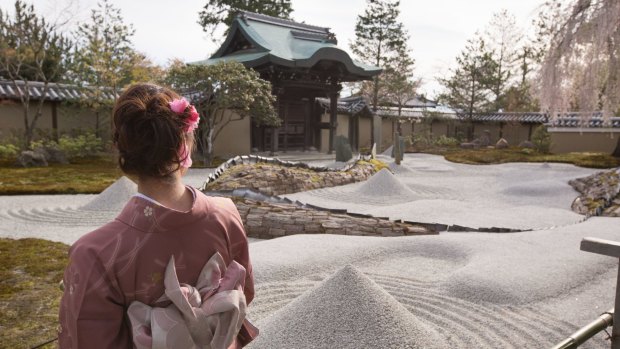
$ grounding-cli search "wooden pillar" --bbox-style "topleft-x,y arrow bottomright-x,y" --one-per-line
328,90 -> 338,154
283,101 -> 288,153
528,124 -> 533,140
499,122 -> 504,139
51,102 -> 58,142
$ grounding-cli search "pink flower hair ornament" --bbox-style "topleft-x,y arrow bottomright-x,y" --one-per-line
169,97 -> 200,133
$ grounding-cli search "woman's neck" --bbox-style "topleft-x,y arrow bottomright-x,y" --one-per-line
137,173 -> 193,212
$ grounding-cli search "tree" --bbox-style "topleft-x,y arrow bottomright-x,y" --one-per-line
438,36 -> 496,138
382,49 -> 419,134
350,0 -> 409,112
70,0 -> 160,138
165,61 -> 280,165
0,1 -> 72,147
484,9 -> 522,111
540,0 -> 620,119
198,0 -> 293,39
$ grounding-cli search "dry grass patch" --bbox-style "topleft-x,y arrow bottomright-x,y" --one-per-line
0,238 -> 68,349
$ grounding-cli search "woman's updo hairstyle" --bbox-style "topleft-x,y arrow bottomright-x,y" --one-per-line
113,83 -> 194,178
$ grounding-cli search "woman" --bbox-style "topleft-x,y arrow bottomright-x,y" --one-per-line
58,83 -> 256,348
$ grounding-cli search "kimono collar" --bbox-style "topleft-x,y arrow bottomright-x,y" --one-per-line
116,186 -> 207,233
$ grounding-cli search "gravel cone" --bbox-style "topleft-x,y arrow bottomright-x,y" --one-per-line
356,168 -> 415,197
82,176 -> 137,211
249,265 -> 441,349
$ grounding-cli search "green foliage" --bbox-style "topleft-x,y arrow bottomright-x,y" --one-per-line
350,0 -> 410,109
531,125 -> 552,153
0,1 -> 72,82
335,135 -> 353,162
0,144 -> 19,160
165,61 -> 279,165
438,36 -> 496,119
198,0 -> 293,38
70,0 -> 140,109
30,133 -> 104,160
0,1 -> 73,146
434,135 -> 459,147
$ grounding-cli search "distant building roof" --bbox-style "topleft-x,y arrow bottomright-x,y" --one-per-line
469,112 -> 548,124
315,96 -> 371,115
0,80 -> 117,102
193,11 -> 381,81
548,115 -> 620,128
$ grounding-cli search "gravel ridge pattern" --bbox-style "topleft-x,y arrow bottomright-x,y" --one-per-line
1,154 -> 619,348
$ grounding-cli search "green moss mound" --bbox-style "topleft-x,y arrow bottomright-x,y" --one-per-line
0,238 -> 69,349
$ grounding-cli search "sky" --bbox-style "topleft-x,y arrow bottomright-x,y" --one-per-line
0,0 -> 554,98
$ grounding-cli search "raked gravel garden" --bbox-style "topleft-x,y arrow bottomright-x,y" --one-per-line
1,153 -> 620,348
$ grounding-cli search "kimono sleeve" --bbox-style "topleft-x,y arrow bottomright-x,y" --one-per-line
58,243 -> 130,349
225,200 -> 255,305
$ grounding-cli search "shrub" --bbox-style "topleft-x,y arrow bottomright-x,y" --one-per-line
0,143 -> 19,160
58,133 -> 104,159
434,135 -> 459,147
30,132 -> 104,161
531,125 -> 552,153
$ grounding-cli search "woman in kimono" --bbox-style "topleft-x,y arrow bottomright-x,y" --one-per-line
58,83 -> 256,348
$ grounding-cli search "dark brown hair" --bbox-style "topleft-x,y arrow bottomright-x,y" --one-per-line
113,83 -> 194,178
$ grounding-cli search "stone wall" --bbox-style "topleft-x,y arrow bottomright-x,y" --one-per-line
232,198 -> 436,239
203,155 -> 384,196
570,168 -> 620,216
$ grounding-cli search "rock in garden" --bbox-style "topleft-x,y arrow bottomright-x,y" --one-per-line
519,140 -> 535,149
460,142 -> 475,149
495,138 -> 509,149
35,146 -> 68,164
16,150 -> 48,167
477,130 -> 491,147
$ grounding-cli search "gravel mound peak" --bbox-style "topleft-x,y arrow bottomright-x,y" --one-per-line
82,176 -> 137,211
249,265 -> 440,349
356,168 -> 414,197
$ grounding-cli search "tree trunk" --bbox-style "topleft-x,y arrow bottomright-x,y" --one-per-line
205,127 -> 215,166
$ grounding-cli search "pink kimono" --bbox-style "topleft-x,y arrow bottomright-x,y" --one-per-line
58,187 -> 256,348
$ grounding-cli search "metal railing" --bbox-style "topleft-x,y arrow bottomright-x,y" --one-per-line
551,309 -> 613,349
551,237 -> 620,349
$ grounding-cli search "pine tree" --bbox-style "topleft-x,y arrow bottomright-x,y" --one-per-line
350,0 -> 409,112
0,0 -> 72,146
72,0 -> 136,97
438,36 -> 496,139
198,0 -> 293,39
70,0 -> 153,137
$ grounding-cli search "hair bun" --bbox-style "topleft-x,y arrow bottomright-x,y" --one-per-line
112,83 -> 194,178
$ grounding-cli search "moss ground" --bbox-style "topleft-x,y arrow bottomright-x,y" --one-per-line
0,238 -> 68,349
0,156 -> 122,195
410,146 -> 620,169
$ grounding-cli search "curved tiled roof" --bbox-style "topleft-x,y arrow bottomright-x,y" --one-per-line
548,116 -> 620,128
315,96 -> 371,115
468,112 -> 548,123
193,11 -> 381,80
0,80 -> 117,102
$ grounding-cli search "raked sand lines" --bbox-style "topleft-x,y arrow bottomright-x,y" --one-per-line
248,269 -> 587,348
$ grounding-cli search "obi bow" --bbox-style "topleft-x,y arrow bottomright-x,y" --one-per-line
127,252 -> 258,349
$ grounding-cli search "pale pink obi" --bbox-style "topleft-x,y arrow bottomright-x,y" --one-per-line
127,252 -> 258,349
